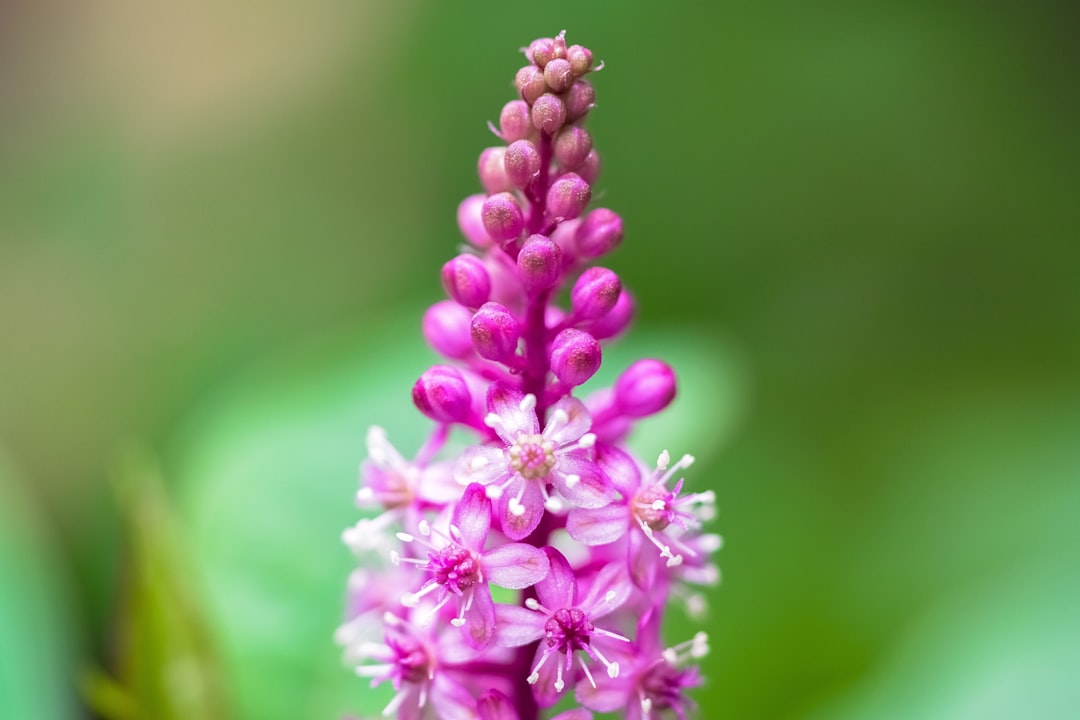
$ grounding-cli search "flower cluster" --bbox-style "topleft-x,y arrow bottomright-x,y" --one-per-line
338,31 -> 720,720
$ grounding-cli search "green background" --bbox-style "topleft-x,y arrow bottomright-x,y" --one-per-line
1,1 -> 1077,718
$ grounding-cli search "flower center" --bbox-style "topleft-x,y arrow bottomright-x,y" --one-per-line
641,662 -> 696,711
633,484 -> 675,531
429,545 -> 481,593
508,433 -> 556,480
387,633 -> 434,685
544,607 -> 594,654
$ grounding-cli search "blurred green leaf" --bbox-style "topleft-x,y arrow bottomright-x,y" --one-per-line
168,319 -> 737,720
0,450 -> 74,720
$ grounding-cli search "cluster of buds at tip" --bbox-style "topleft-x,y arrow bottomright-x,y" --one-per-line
339,31 -> 721,720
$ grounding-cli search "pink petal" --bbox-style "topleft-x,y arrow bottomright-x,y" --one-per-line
419,462 -> 469,505
432,674 -> 484,720
552,710 -> 595,720
487,381 -> 539,441
461,583 -> 496,650
575,677 -> 630,712
628,530 -> 662,590
453,483 -> 492,550
483,543 -> 550,589
494,605 -> 546,647
497,478 -> 545,541
543,396 -> 592,445
595,442 -> 641,498
455,445 -> 510,486
566,504 -> 628,546
579,561 -> 632,620
536,547 -> 577,610
477,689 -> 521,720
552,454 -> 616,509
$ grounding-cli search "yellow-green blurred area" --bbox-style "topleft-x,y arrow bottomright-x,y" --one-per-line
1,1 -> 1078,718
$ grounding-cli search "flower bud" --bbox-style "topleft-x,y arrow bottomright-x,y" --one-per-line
588,288 -> 635,340
550,328 -> 602,387
574,208 -> 623,258
543,58 -> 574,93
503,140 -> 541,189
441,254 -> 491,308
471,302 -> 521,363
571,266 -> 621,320
614,359 -> 676,417
531,93 -> 567,136
546,173 -> 591,220
499,100 -> 532,142
477,147 -> 512,194
413,365 -> 472,423
516,234 -> 562,294
457,194 -> 493,247
481,192 -> 524,244
554,126 -> 593,171
527,37 -> 556,67
564,81 -> 595,122
577,148 -> 601,184
515,66 -> 546,104
567,44 -> 593,76
423,300 -> 474,359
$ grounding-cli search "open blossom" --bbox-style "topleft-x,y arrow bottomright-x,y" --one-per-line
338,30 -> 722,718
456,383 -> 615,540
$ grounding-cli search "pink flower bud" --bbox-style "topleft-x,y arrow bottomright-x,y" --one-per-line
588,287 -> 635,340
412,365 -> 472,423
527,37 -> 556,67
481,192 -> 524,244
441,254 -> 491,308
531,93 -> 567,136
614,359 -> 676,417
470,302 -> 521,363
571,266 -> 621,320
515,66 -> 546,104
577,148 -> 601,184
567,44 -> 593,76
477,147 -> 512,194
546,173 -> 591,220
516,234 -> 562,294
423,300 -> 474,359
499,100 -> 532,142
543,58 -> 574,93
564,81 -> 595,122
503,140 -> 541,189
550,328 -> 602,387
574,208 -> 623,258
554,126 -> 593,171
457,194 -> 493,247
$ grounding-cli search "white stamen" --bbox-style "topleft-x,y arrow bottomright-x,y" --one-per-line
484,413 -> 503,429
554,662 -> 565,692
418,520 -> 431,536
604,590 -> 616,603
390,551 -> 401,566
449,524 -> 463,540
577,654 -> 597,688
579,432 -> 596,448
470,455 -> 489,472
666,554 -> 684,568
525,598 -> 541,611
396,532 -> 414,543
382,688 -> 408,717
564,474 -> 580,488
356,487 -> 374,502
528,651 -> 551,684
520,394 -> 537,413
657,450 -> 671,470
485,484 -> 503,499
662,648 -> 678,665
641,697 -> 653,716
509,498 -> 526,516
451,617 -> 466,627
544,496 -> 564,513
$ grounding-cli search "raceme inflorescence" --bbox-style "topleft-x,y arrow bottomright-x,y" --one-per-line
337,31 -> 720,720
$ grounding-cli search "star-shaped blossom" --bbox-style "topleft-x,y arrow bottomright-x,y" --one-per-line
456,382 -> 616,540
495,548 -> 632,707
576,609 -> 707,720
394,483 -> 550,649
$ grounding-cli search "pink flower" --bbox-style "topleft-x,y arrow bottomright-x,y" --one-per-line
455,382 -> 615,540
393,483 -> 549,649
495,548 -> 632,707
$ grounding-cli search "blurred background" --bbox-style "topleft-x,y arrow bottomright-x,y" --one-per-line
1,1 -> 1078,718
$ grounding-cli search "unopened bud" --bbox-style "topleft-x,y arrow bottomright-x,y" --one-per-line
614,359 -> 676,417
531,93 -> 567,136
471,302 -> 521,364
527,37 -> 556,68
546,173 -> 591,220
481,192 -> 524,244
441,254 -> 491,308
499,100 -> 532,142
423,301 -> 474,359
516,235 -> 563,294
457,194 -> 493,247
550,328 -> 602,387
413,366 -> 472,423
567,45 -> 593,76
543,58 -> 574,93
478,147 -> 512,193
515,66 -> 547,104
504,140 -> 541,189
554,126 -> 593,172
577,149 -> 601,184
564,81 -> 595,122
574,208 -> 623,258
571,267 -> 621,320
588,288 -> 635,340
